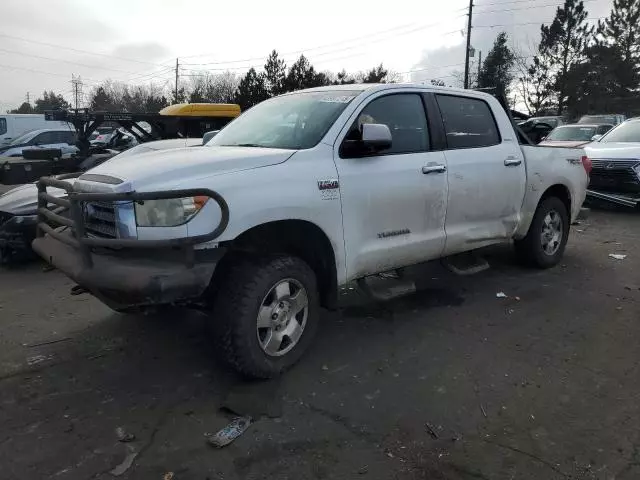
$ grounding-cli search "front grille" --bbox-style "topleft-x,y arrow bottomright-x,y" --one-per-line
589,159 -> 640,192
83,201 -> 117,238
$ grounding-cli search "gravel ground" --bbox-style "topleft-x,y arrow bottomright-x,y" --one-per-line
0,209 -> 638,480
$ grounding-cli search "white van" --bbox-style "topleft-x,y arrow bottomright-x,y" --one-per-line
0,114 -> 70,146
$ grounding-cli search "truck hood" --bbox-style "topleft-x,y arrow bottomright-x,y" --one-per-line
0,181 -> 73,215
81,146 -> 295,190
585,142 -> 640,160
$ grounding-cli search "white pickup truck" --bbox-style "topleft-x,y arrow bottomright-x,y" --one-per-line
33,84 -> 589,377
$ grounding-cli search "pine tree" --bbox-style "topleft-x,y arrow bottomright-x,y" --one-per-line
361,64 -> 388,83
537,0 -> 592,114
598,0 -> 640,65
284,55 -> 315,92
519,55 -> 557,115
90,86 -> 113,112
595,0 -> 640,111
234,68 -> 268,109
477,32 -> 515,101
34,91 -> 71,113
263,50 -> 287,97
9,102 -> 34,114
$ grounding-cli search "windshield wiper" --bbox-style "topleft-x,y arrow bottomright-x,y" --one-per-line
226,143 -> 264,147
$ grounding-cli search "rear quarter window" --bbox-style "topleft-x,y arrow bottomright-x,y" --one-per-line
435,95 -> 500,149
0,118 -> 6,135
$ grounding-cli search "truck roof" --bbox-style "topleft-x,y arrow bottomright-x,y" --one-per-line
290,83 -> 495,99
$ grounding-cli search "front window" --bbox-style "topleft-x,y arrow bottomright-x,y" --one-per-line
600,121 -> 640,143
209,91 -> 358,150
546,126 -> 596,141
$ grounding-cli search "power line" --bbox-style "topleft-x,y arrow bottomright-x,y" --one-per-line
180,25 -> 466,73
0,47 -> 150,75
474,0 -> 600,15
474,16 -> 606,27
180,15 -> 466,65
0,33 -> 168,67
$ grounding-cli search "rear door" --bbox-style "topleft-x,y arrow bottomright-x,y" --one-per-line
434,93 -> 526,255
335,91 -> 449,280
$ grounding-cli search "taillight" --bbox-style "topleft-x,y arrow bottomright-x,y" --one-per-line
581,155 -> 592,175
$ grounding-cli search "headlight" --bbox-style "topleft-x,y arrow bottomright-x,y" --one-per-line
134,196 -> 208,227
633,163 -> 640,179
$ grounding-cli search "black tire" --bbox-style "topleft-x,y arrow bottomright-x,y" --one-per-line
515,196 -> 569,268
211,255 -> 319,378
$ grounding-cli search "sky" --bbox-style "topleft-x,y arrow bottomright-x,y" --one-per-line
0,0 -> 615,111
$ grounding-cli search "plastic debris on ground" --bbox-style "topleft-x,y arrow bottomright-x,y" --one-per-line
425,422 -> 439,439
609,254 -> 627,260
110,451 -> 138,476
496,292 -> 507,298
206,416 -> 251,448
115,426 -> 135,442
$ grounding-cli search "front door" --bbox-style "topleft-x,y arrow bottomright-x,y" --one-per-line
334,92 -> 449,281
434,93 -> 526,255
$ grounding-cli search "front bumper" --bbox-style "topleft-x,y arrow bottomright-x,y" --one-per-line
32,176 -> 229,310
32,234 -> 225,309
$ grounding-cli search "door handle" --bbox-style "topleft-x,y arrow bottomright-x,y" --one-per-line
504,157 -> 522,166
422,164 -> 447,174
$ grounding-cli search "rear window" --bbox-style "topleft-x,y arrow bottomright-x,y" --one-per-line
436,94 -> 500,149
0,118 -> 6,135
579,115 -> 617,125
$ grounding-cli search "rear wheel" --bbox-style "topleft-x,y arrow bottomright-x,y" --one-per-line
515,196 -> 569,268
211,255 -> 319,378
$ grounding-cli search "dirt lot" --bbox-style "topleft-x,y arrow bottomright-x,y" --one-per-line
0,209 -> 638,480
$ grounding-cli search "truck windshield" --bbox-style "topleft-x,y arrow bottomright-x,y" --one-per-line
546,126 -> 595,141
209,91 -> 357,150
600,121 -> 640,143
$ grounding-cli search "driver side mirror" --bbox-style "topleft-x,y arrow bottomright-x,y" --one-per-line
591,134 -> 603,141
361,123 -> 392,150
202,130 -> 220,145
341,123 -> 392,157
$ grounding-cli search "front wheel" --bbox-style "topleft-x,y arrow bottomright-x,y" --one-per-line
515,196 -> 569,268
211,255 -> 319,378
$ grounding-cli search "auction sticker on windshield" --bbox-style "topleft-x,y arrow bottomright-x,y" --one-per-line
319,95 -> 355,103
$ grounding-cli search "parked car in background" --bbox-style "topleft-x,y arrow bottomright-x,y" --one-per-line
0,137 -> 204,265
518,116 -> 568,143
0,114 -> 71,146
578,114 -> 626,126
0,129 -> 78,158
539,124 -> 614,147
522,116 -> 568,128
584,118 -> 640,207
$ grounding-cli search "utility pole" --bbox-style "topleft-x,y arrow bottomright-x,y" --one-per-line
25,92 -> 30,104
71,75 -> 83,109
174,58 -> 179,104
463,0 -> 474,89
